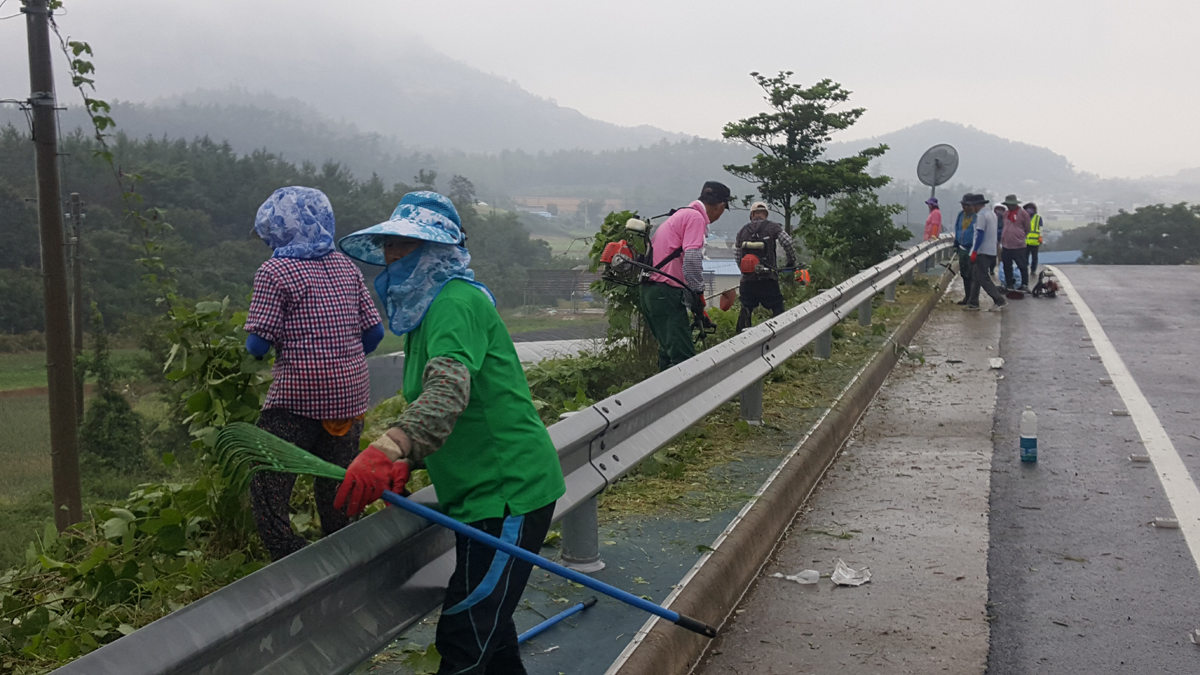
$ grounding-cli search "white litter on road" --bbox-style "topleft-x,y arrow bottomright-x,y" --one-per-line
830,559 -> 872,586
988,358 -> 1005,370
770,569 -> 820,585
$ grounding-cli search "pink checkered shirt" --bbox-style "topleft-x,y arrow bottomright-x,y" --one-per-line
245,252 -> 382,420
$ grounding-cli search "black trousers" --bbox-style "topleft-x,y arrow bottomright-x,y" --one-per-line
967,254 -> 1005,307
1001,247 -> 1029,289
736,278 -> 785,333
957,250 -> 973,298
250,408 -> 361,561
435,501 -> 556,675
1026,245 -> 1040,279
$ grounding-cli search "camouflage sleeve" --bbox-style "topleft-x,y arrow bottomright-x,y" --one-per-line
390,356 -> 471,464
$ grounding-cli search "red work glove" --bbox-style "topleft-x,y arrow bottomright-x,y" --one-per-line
334,446 -> 394,517
969,251 -> 978,264
390,459 -> 412,496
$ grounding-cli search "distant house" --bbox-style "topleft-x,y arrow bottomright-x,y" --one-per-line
703,260 -> 741,301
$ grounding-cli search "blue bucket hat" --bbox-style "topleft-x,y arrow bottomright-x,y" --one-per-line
338,191 -> 464,266
253,186 -> 336,259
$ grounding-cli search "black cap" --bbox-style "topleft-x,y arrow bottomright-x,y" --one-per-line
699,181 -> 731,206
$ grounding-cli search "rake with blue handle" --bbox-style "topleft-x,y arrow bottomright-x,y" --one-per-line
213,423 -> 719,639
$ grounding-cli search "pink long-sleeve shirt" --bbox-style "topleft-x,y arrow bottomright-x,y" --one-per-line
648,200 -> 709,288
923,209 -> 942,240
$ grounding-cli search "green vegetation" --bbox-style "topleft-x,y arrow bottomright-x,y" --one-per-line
0,128 -> 559,337
600,279 -> 930,517
1083,202 -> 1200,264
0,399 -> 53,504
0,350 -> 146,392
802,192 -> 911,279
722,72 -> 891,234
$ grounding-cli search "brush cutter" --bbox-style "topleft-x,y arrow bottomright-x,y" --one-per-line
213,423 -> 719,639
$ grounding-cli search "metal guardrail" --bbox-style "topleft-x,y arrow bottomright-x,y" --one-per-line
53,238 -> 955,675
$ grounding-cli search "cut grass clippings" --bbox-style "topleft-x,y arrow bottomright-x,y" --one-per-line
598,276 -> 936,521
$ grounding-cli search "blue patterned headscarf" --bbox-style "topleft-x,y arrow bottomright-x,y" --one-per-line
339,192 -> 493,335
253,186 -> 336,259
337,191 -> 464,266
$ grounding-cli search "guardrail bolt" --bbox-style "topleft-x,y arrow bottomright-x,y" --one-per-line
740,378 -> 764,426
815,327 -> 832,360
884,281 -> 897,303
561,496 -> 605,573
858,299 -> 873,326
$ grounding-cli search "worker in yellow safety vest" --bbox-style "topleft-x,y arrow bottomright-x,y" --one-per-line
1024,202 -> 1043,278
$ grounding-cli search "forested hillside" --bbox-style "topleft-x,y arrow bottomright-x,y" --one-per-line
0,126 -> 549,334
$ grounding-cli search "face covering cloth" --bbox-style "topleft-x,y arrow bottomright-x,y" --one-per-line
374,242 -> 496,336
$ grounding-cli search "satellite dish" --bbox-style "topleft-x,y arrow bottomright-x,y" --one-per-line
916,144 -> 959,199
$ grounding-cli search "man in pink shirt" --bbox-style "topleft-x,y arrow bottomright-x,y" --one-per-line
998,193 -> 1031,292
923,197 -> 942,240
640,181 -> 729,370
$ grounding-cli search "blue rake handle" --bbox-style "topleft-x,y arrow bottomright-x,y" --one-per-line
380,491 -> 717,638
517,596 -> 597,644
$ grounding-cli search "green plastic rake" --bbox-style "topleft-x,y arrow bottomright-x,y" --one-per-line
212,422 -> 348,491
211,422 -> 719,639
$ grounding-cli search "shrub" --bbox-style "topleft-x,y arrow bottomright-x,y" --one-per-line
79,307 -> 146,472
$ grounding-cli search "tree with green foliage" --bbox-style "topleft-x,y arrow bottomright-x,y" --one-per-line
1083,203 -> 1200,264
802,193 -> 909,280
79,306 -> 146,472
722,72 -> 891,234
414,169 -> 438,191
461,207 -> 552,307
447,174 -> 477,207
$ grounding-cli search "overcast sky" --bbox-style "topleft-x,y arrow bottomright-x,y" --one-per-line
2,0 -> 1197,177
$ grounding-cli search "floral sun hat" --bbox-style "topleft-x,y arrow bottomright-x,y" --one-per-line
253,186 -> 337,259
337,191 -> 464,266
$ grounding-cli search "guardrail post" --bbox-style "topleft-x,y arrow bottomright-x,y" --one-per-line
561,496 -> 605,573
903,268 -> 914,285
814,327 -> 832,359
858,298 -> 872,326
884,281 -> 897,303
739,378 -> 764,426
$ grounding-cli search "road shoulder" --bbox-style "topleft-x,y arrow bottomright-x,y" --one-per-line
696,289 -> 998,674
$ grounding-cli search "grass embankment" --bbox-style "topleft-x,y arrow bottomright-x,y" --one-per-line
0,350 -> 146,392
598,277 -> 933,519
0,389 -> 168,569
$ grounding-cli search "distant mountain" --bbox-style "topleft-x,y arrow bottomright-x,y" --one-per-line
826,119 -> 1080,194
151,39 -> 689,155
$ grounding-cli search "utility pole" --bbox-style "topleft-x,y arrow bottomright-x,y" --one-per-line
70,192 -> 84,426
24,0 -> 82,530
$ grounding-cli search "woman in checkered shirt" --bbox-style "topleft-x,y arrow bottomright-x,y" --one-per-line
243,186 -> 385,561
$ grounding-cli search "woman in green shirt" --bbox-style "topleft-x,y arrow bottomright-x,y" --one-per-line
335,191 -> 565,675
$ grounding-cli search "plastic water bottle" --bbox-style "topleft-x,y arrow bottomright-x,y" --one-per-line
1020,407 -> 1038,463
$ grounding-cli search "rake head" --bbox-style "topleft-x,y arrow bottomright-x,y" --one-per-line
212,422 -> 348,492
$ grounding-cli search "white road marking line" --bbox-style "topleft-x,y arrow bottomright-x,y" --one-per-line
1053,266 -> 1200,575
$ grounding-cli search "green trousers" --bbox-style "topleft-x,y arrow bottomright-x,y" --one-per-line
639,283 -> 695,371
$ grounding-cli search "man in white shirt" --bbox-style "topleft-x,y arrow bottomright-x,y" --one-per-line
965,194 -> 1008,311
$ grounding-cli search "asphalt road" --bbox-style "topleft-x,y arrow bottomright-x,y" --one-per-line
986,265 -> 1200,674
